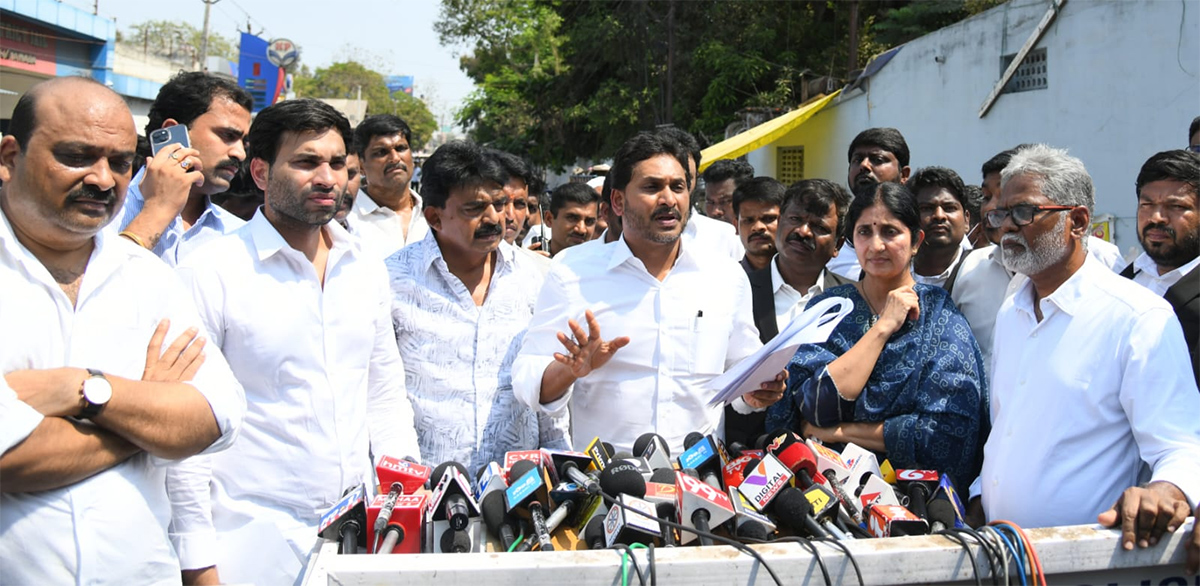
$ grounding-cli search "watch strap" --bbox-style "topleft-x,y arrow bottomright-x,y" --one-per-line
80,369 -> 108,419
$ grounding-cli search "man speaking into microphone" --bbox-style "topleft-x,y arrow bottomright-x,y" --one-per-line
513,132 -> 786,455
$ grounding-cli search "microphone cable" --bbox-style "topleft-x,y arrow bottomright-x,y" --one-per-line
610,543 -> 645,586
814,537 -> 864,586
983,525 -> 1024,586
936,529 -> 983,586
629,542 -> 657,586
600,492 -> 784,586
739,535 -> 831,586
955,526 -> 1003,586
990,521 -> 1045,586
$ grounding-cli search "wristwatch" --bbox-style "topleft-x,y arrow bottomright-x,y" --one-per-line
79,369 -> 113,419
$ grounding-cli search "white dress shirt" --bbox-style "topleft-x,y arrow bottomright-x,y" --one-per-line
981,256 -> 1200,527
347,187 -> 429,259
0,212 -> 244,585
513,235 -> 763,455
1131,252 -> 1200,296
826,242 -> 862,281
386,234 -> 570,479
170,211 -> 420,583
771,258 -> 827,333
949,245 -> 1015,372
109,167 -> 246,266
690,213 -> 744,261
1087,235 -> 1127,272
522,223 -> 551,248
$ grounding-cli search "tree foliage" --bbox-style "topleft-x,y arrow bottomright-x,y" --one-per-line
292,61 -> 438,151
121,20 -> 238,64
439,0 -> 1000,170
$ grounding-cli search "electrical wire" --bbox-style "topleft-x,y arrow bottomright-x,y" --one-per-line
989,525 -> 1026,586
953,526 -> 1003,586
629,542 -> 656,586
601,493 -> 784,586
936,530 -> 982,586
611,543 -> 646,586
815,537 -> 864,586
978,526 -> 1010,586
741,536 -> 832,586
506,531 -> 525,553
991,521 -> 1045,586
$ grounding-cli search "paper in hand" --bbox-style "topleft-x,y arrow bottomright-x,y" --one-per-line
706,296 -> 852,406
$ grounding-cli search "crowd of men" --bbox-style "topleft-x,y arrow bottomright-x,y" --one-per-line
1,71 -> 1198,584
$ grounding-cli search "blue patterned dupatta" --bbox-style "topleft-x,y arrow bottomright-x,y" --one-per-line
764,283 -> 990,491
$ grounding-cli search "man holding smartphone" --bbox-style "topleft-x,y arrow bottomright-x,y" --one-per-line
111,72 -> 254,266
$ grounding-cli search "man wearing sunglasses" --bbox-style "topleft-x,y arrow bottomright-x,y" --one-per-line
972,144 -> 1200,555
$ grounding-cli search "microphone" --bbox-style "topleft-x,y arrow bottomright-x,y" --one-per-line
583,513 -> 607,549
547,450 -> 599,493
645,468 -> 680,547
598,461 -> 647,499
372,482 -> 404,545
505,450 -> 549,480
736,453 -> 794,513
722,454 -> 756,489
475,461 -> 507,501
895,470 -> 940,522
513,476 -> 592,552
430,462 -> 480,531
803,484 -> 853,540
764,429 -> 822,488
368,493 -> 427,554
680,432 -> 722,491
376,455 -> 432,494
867,503 -> 929,537
506,460 -> 555,552
821,467 -> 865,523
481,490 -> 519,552
928,497 -> 957,533
930,474 -> 969,529
855,471 -> 904,514
602,493 -> 662,546
585,437 -> 614,471
771,487 -> 830,539
633,432 -> 674,471
440,528 -> 472,553
317,485 -> 368,554
675,470 -> 735,546
728,487 -> 777,539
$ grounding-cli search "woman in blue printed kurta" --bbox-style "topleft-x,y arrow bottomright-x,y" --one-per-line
765,183 -> 989,491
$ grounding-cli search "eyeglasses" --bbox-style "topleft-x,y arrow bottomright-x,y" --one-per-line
984,204 -> 1075,228
1187,144 -> 1200,153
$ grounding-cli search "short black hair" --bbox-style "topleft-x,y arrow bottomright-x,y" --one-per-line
353,114 -> 412,158
847,128 -> 909,168
656,126 -> 701,169
610,132 -> 691,193
732,176 -> 784,218
1190,116 -> 1200,142
845,181 -> 922,249
963,184 -> 984,227
146,71 -> 253,137
781,179 -> 854,241
247,98 -> 352,166
907,166 -> 968,208
420,140 -> 507,209
981,144 -> 1037,180
702,159 -> 755,189
600,173 -> 614,205
8,76 -> 111,153
487,149 -> 534,187
1135,150 -> 1200,199
549,182 -> 600,216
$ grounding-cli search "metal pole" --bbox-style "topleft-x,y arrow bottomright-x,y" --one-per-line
200,0 -> 220,71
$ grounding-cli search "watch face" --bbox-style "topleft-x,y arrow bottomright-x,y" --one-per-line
83,376 -> 113,405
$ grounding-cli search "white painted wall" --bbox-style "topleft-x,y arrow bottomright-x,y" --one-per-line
747,0 -> 1200,255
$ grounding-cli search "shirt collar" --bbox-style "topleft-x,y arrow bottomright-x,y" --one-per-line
608,233 -> 693,273
1013,253 -> 1098,319
354,188 -> 423,217
915,243 -> 965,280
417,229 -> 515,273
1134,251 -> 1200,280
128,167 -> 234,232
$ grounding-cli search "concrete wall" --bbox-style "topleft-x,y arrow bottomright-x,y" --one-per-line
746,0 -> 1200,255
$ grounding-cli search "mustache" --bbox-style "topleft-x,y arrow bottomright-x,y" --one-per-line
1142,222 -> 1175,239
651,205 -> 681,221
66,185 -> 117,206
385,161 -> 409,175
215,158 -> 240,171
474,223 -> 502,238
786,233 -> 814,247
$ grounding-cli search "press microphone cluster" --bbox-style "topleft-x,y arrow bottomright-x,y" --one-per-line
316,431 -> 970,554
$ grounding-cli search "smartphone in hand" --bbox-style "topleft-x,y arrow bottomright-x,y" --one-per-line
149,125 -> 190,155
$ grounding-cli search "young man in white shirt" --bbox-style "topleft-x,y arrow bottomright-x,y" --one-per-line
909,166 -> 972,289
0,76 -> 244,586
386,141 -> 568,479
1121,149 -> 1199,387
348,114 -> 428,257
543,182 -> 600,257
974,144 -> 1200,551
513,132 -> 786,455
112,72 -> 253,265
170,99 -> 421,585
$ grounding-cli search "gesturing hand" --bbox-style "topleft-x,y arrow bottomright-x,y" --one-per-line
875,285 -> 920,335
142,319 -> 207,383
553,309 -> 630,380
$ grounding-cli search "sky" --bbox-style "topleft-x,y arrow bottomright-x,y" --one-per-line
87,0 -> 476,129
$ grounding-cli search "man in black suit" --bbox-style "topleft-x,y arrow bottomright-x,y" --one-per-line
1121,149 -> 1199,387
727,179 -> 854,445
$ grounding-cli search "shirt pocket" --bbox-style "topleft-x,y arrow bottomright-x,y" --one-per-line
666,311 -> 731,377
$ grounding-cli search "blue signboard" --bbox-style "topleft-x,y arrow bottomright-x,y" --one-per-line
384,75 -> 414,96
237,32 -> 282,113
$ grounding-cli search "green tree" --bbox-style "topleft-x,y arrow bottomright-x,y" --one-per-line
122,20 -> 238,63
293,61 -> 437,150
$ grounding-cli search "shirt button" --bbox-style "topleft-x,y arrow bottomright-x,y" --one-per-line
1031,332 -> 1038,339
1019,379 -> 1026,386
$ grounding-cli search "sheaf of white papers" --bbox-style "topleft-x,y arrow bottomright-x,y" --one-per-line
707,296 -> 853,406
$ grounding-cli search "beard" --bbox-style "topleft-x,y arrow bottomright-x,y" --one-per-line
1141,223 -> 1200,270
1000,213 -> 1071,276
266,171 -> 338,227
623,203 -> 690,244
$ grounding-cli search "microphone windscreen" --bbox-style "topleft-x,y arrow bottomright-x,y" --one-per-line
602,442 -> 615,455
440,528 -> 471,553
928,497 -> 957,529
509,459 -> 537,480
480,491 -> 509,535
432,461 -> 468,484
612,451 -> 634,461
684,432 -> 705,450
772,487 -> 813,528
599,462 -> 646,498
753,433 -> 770,451
736,520 -> 770,541
583,514 -> 606,549
649,468 -> 676,485
633,433 -> 656,457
